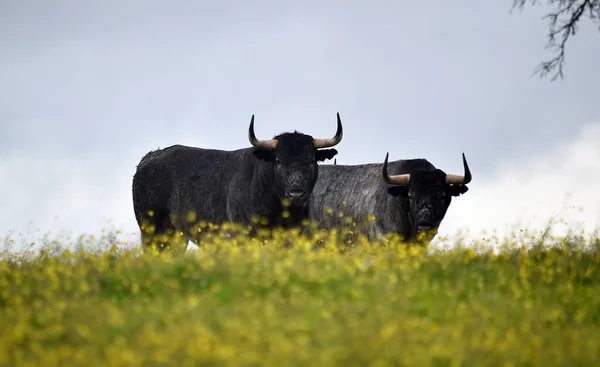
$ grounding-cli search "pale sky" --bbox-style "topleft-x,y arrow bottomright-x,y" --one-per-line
2,0 -> 599,250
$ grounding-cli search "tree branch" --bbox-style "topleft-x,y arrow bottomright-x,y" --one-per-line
511,0 -> 600,81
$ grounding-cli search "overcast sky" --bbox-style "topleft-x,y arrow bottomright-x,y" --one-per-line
2,0 -> 599,250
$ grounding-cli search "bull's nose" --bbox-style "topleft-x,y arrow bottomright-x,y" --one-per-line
287,189 -> 305,199
416,222 -> 434,231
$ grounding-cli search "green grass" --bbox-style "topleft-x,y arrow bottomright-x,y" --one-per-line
0,228 -> 599,366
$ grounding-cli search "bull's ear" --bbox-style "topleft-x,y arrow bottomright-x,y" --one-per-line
253,149 -> 275,162
316,148 -> 338,162
448,185 -> 469,197
388,186 -> 408,197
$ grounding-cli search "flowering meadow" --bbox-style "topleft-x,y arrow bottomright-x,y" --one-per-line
1,225 -> 599,367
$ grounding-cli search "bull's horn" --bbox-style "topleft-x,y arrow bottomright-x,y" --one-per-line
382,152 -> 410,186
313,112 -> 343,149
248,115 -> 278,150
445,153 -> 472,185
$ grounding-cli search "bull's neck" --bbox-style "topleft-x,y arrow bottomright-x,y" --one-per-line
253,160 -> 278,202
379,186 -> 413,239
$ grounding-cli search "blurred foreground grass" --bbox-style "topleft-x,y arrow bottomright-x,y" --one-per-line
1,227 -> 600,367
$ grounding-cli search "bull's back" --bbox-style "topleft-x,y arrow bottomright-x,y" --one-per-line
309,164 -> 383,227
133,145 -> 252,226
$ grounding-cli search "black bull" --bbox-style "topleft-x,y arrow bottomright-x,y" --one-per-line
307,152 -> 472,244
132,114 -> 343,254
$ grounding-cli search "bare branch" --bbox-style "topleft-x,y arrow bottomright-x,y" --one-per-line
511,0 -> 599,81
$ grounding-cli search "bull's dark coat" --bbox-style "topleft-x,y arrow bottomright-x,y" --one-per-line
132,115 -> 342,254
308,155 -> 471,244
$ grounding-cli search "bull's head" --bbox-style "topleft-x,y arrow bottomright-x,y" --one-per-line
381,152 -> 471,239
249,113 -> 342,208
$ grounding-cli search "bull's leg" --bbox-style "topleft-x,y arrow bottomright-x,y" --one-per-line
140,230 -> 162,255
164,230 -> 189,255
141,227 -> 188,256
139,210 -> 188,256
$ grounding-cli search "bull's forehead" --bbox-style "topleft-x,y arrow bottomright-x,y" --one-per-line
274,133 -> 316,158
410,169 -> 446,190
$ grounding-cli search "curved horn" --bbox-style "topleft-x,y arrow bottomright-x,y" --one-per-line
313,112 -> 343,148
382,152 -> 411,186
445,153 -> 472,185
248,115 -> 278,150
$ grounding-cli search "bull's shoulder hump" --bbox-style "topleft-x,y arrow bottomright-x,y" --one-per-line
157,144 -> 255,154
321,158 -> 434,176
136,145 -> 219,167
387,158 -> 435,173
317,163 -> 383,182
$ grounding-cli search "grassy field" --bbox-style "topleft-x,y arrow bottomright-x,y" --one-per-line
1,226 -> 599,367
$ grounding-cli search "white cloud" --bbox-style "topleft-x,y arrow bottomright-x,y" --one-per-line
436,120 -> 600,248
0,151 -> 141,251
